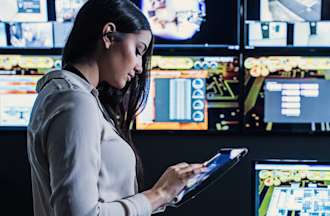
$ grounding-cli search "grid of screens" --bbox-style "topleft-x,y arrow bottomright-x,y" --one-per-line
0,55 -> 61,126
1,1 -> 330,132
136,56 -> 240,131
245,0 -> 330,48
0,0 -> 240,48
132,0 -> 239,47
254,161 -> 330,216
0,0 -> 85,49
244,56 -> 330,132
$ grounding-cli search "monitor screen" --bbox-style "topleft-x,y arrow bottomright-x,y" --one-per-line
245,0 -> 330,47
133,0 -> 239,47
0,0 -> 48,22
55,0 -> 87,22
246,21 -> 287,47
293,21 -> 330,47
260,0 -> 322,22
53,22 -> 73,47
8,22 -> 53,48
0,55 -> 61,127
244,56 -> 330,133
254,161 -> 330,216
0,23 -> 7,47
136,55 -> 240,131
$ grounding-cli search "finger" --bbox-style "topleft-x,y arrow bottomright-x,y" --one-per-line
178,164 -> 205,176
179,164 -> 203,173
173,162 -> 190,169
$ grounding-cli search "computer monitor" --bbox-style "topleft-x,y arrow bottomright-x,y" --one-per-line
133,0 -> 240,47
0,0 -> 48,22
260,0 -> 322,22
254,160 -> 330,216
135,55 -> 240,131
53,22 -> 73,47
0,23 -> 7,47
8,22 -> 53,48
293,21 -> 330,47
55,0 -> 87,22
244,56 -> 330,133
0,55 -> 61,127
245,0 -> 330,48
246,21 -> 287,47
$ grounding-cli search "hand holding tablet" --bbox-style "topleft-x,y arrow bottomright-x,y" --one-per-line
169,148 -> 248,207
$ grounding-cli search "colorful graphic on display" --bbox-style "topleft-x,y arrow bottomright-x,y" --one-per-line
244,56 -> 330,132
0,0 -> 48,22
9,22 -> 53,48
55,0 -> 87,22
255,163 -> 330,216
141,0 -> 206,40
136,56 -> 240,131
0,55 -> 61,126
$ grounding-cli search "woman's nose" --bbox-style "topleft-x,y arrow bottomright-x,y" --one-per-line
134,60 -> 143,74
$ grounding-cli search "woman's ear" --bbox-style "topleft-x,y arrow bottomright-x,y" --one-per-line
102,22 -> 117,49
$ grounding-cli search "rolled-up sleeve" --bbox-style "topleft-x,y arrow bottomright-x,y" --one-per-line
44,91 -> 152,216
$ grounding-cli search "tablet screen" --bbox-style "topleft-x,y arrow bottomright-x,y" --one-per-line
172,148 -> 247,206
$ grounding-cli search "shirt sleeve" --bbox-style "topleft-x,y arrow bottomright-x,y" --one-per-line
44,91 -> 152,216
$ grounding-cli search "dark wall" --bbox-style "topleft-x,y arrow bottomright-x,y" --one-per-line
1,131 -> 330,216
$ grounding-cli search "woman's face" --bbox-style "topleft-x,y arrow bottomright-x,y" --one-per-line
99,30 -> 152,89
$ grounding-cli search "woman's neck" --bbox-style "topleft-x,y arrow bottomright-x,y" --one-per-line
72,61 -> 99,88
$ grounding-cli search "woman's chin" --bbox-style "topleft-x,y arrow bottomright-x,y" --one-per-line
117,80 -> 128,90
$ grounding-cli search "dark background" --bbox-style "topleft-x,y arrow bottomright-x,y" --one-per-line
2,130 -> 329,216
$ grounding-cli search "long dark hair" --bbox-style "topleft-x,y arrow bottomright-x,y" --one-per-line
62,0 -> 154,190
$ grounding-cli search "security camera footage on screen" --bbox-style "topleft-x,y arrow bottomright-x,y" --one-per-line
0,55 -> 61,127
0,0 -> 48,22
0,0 -> 82,49
255,162 -> 330,216
0,23 -> 7,47
244,56 -> 330,133
55,0 -> 87,22
134,0 -> 239,47
9,22 -> 53,48
135,56 -> 240,131
245,0 -> 330,47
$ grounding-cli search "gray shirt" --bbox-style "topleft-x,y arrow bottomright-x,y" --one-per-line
27,70 -> 152,216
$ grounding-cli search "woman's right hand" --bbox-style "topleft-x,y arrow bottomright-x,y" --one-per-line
143,162 -> 205,210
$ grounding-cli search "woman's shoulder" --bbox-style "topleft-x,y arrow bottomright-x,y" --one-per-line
31,70 -> 100,123
37,69 -> 95,94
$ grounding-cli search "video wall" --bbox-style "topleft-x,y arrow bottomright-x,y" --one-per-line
1,0 -> 330,133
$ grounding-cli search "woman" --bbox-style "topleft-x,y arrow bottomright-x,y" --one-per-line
27,0 -> 205,215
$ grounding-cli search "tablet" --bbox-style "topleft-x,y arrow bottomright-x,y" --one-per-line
169,148 -> 248,207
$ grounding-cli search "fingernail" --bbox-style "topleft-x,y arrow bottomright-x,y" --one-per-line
201,168 -> 208,172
